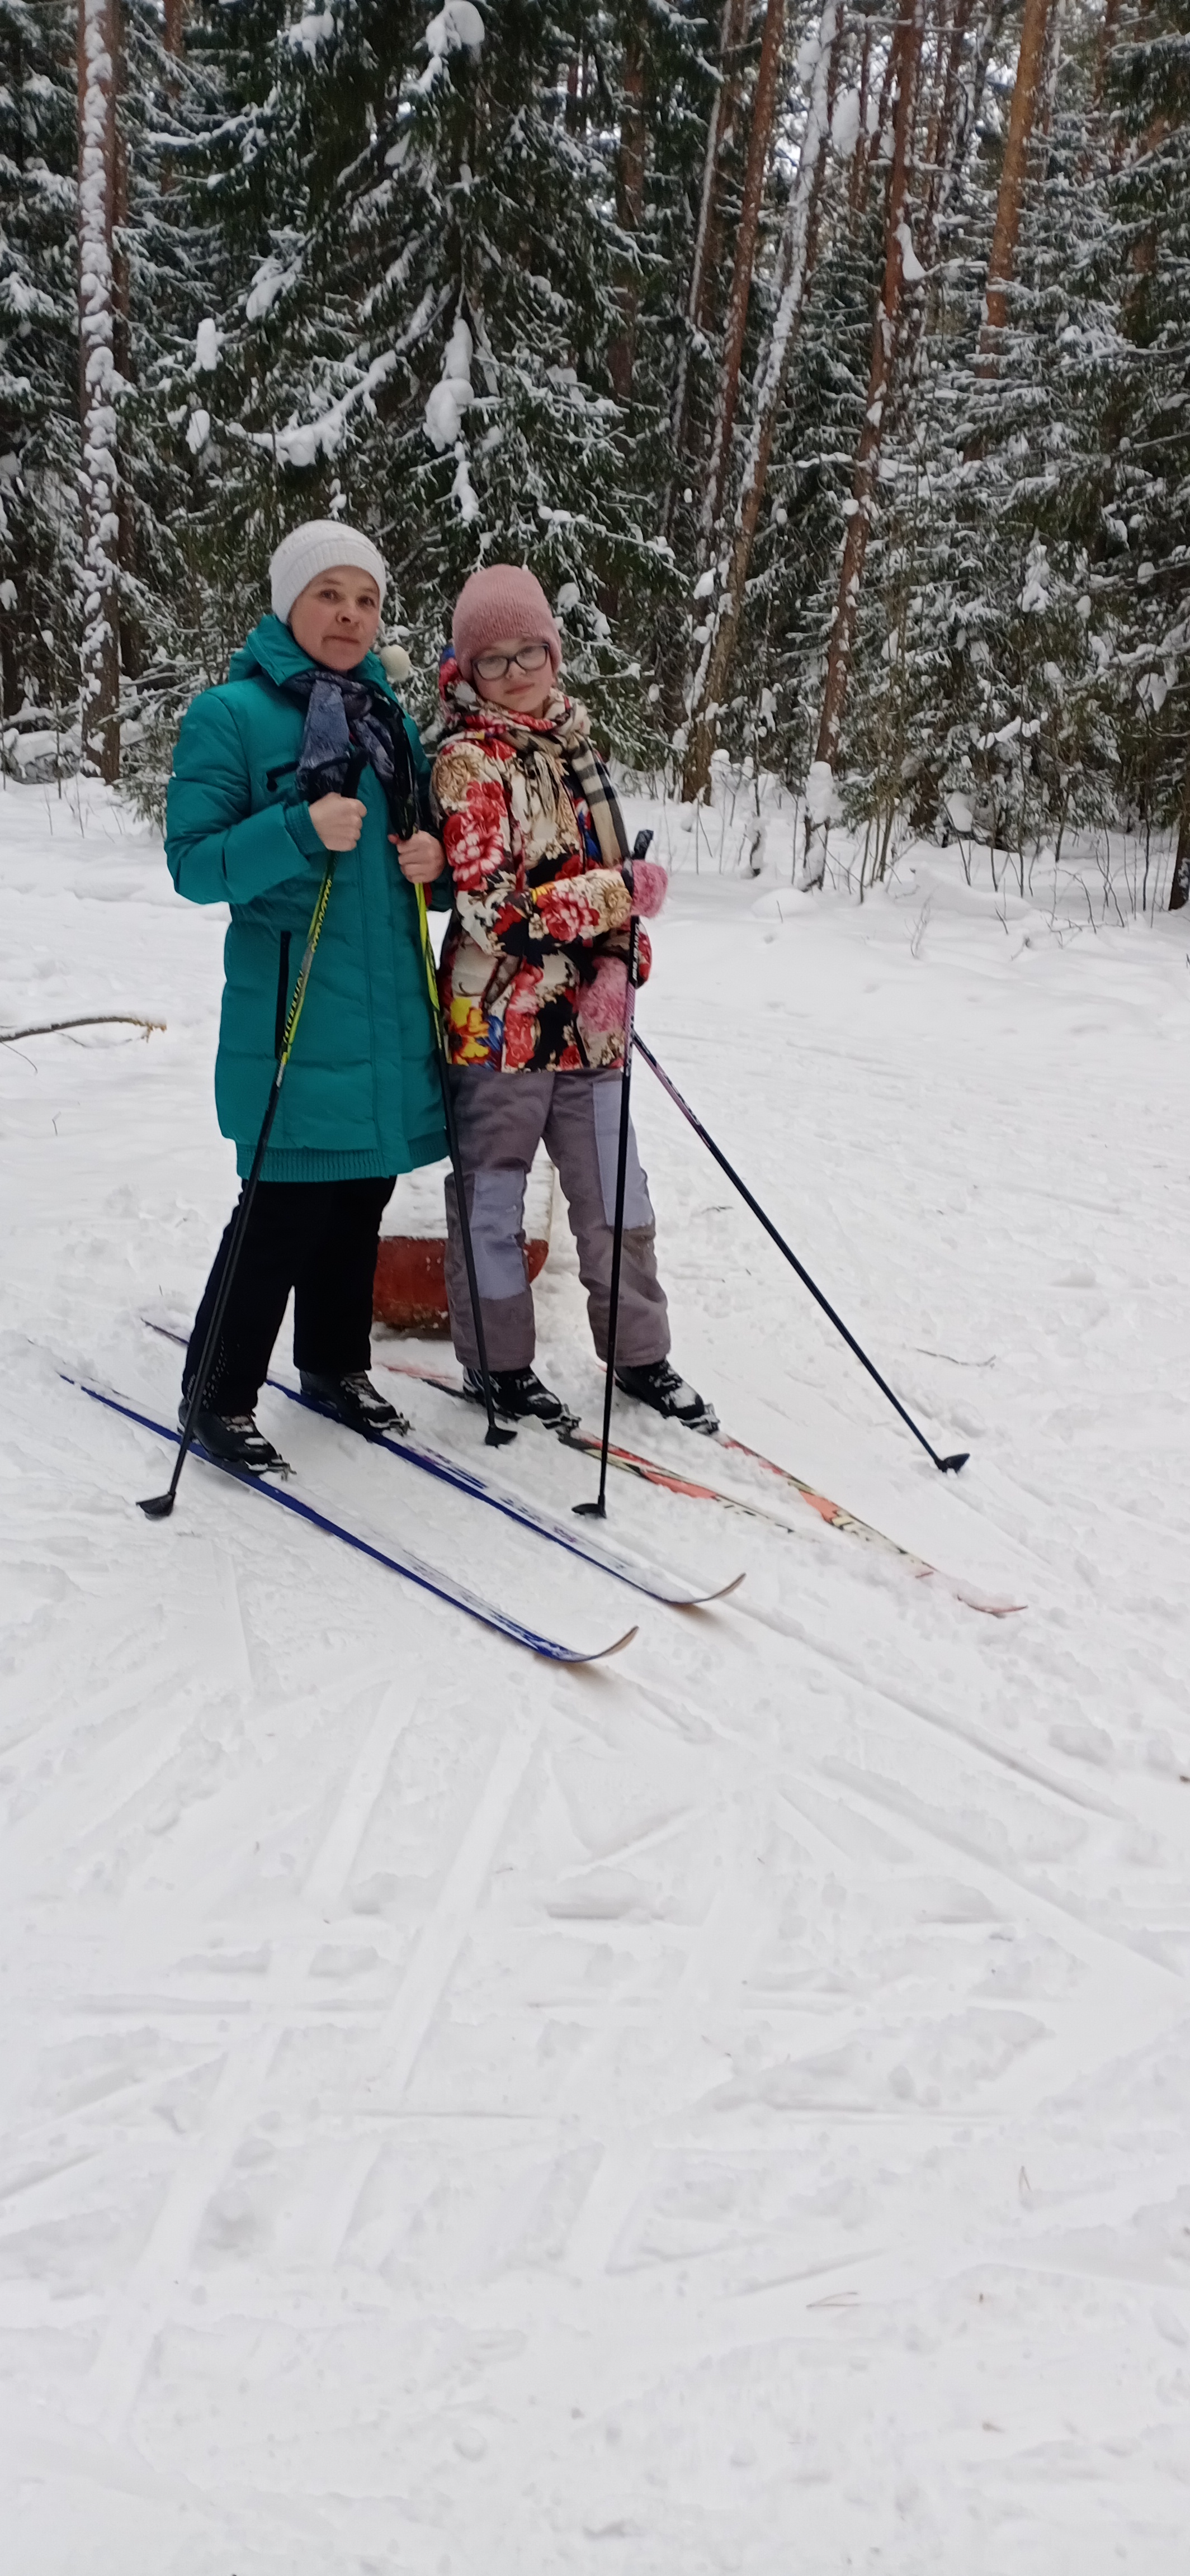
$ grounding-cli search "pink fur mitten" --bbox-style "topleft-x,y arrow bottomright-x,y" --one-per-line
629,856 -> 668,917
577,953 -> 628,1035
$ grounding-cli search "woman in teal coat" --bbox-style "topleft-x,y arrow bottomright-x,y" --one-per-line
166,520 -> 447,1472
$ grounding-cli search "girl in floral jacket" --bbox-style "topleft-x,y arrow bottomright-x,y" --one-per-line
431,563 -> 716,1433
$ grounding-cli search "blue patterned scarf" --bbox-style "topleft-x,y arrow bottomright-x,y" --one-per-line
286,666 -> 419,837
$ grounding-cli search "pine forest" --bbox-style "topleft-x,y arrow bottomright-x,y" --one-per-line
2,0 -> 1188,905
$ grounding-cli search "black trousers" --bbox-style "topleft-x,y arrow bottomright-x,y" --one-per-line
183,1176 -> 396,1415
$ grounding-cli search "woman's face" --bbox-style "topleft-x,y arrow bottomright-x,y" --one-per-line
470,633 -> 556,718
290,568 -> 382,670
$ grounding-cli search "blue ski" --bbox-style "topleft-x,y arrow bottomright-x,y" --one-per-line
142,1318 -> 742,1609
69,1377 -> 638,1666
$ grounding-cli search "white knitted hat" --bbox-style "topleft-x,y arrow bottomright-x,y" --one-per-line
270,520 -> 387,623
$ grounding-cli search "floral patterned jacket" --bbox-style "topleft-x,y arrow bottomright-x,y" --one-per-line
431,654 -> 650,1072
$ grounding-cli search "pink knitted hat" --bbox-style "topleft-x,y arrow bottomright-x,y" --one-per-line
451,565 -> 562,681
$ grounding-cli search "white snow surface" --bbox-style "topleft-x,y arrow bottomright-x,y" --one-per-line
2,780 -> 1190,2572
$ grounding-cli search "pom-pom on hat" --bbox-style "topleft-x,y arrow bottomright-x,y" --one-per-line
451,565 -> 561,682
270,520 -> 387,624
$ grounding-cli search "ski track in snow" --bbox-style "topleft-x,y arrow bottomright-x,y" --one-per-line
2,781 -> 1189,2572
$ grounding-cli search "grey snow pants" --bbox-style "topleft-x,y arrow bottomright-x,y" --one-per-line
443,1066 -> 671,1374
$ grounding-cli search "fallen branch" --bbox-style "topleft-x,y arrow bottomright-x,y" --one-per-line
0,1014 -> 164,1044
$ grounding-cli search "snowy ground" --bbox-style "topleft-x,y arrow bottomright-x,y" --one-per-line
2,777 -> 1189,2574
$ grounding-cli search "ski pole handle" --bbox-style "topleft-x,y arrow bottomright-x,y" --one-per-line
621,828 -> 652,987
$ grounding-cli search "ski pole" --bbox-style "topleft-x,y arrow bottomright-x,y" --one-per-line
415,887 -> 515,1449
575,830 -> 653,1521
632,1034 -> 969,1475
140,863 -> 336,1519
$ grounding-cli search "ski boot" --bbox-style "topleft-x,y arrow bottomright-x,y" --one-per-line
463,1365 -> 577,1430
613,1358 -> 719,1435
184,1404 -> 289,1476
299,1370 -> 409,1438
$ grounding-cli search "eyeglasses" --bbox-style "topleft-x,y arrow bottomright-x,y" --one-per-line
473,641 -> 551,682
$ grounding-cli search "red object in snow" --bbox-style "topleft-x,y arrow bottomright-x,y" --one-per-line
372,1157 -> 554,1335
372,1232 -> 550,1336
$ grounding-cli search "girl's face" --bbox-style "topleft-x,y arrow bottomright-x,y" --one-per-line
470,633 -> 556,718
290,568 -> 382,670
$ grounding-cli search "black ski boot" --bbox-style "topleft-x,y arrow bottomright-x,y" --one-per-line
463,1365 -> 577,1430
299,1370 -> 409,1438
613,1358 -> 719,1435
183,1403 -> 289,1475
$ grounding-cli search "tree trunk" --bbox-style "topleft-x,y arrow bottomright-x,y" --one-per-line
608,34 -> 646,404
976,0 -> 1052,366
851,24 -> 902,224
1092,0 -> 1122,107
849,27 -> 873,213
668,0 -> 752,512
1171,752 -> 1190,910
697,0 -> 752,335
894,0 -> 1003,420
112,0 -> 129,385
698,0 -> 787,546
924,0 -> 977,247
941,0 -> 1004,222
801,0 -> 927,885
1122,7 -> 1172,314
160,0 -> 185,197
78,0 -> 121,782
888,0 -> 971,416
681,0 -> 839,804
1039,0 -> 1065,136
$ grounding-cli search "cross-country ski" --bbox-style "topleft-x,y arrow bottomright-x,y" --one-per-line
72,1376 -> 639,1666
374,1353 -> 1021,1616
4,13 -> 1187,2560
143,1315 -> 745,1610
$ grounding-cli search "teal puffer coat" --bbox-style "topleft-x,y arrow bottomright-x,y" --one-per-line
165,615 -> 447,1183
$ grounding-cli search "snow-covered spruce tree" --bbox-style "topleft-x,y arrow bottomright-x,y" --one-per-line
842,0 -> 1190,895
732,4 -> 908,804
665,0 -> 755,551
666,0 -> 814,779
1,0 -> 225,792
109,0 -> 254,811
790,0 -> 1058,869
0,0 -> 78,764
680,0 -> 841,801
128,0 -> 676,770
116,0 -> 437,816
350,0 -> 679,757
688,0 -> 950,825
597,0 -> 712,754
77,0 -> 122,778
918,0 -> 1128,875
1100,0 -> 1190,902
797,0 -> 932,881
805,0 -> 1140,882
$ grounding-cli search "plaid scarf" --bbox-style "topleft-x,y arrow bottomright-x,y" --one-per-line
285,666 -> 419,837
440,664 -> 629,869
